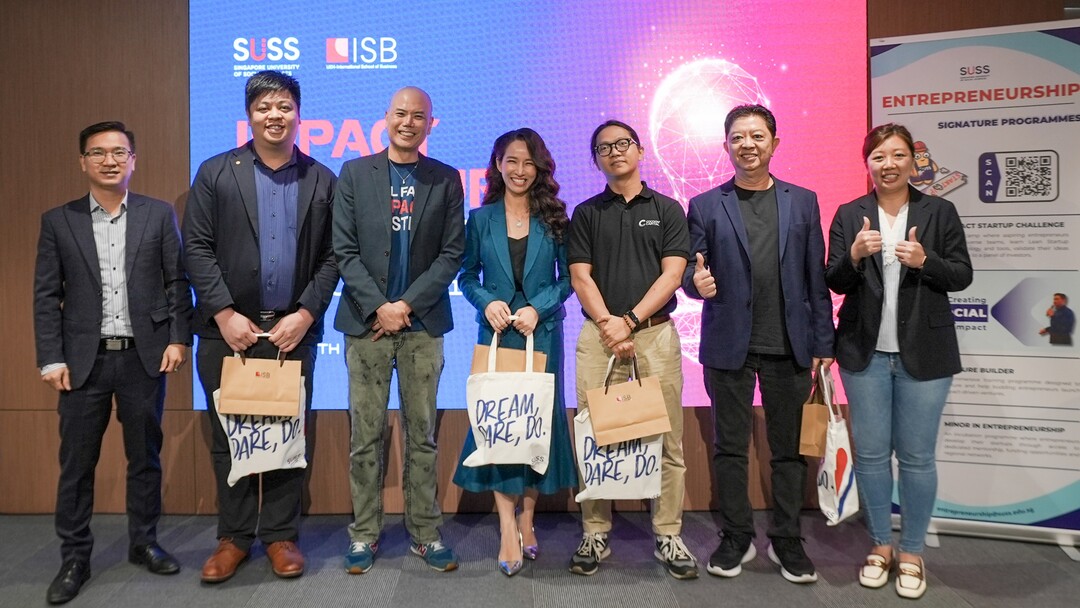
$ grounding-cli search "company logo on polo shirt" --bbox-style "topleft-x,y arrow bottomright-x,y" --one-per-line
325,36 -> 398,70
231,36 -> 301,78
638,219 -> 661,227
951,303 -> 988,322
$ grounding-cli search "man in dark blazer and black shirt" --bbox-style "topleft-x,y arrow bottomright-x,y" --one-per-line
183,71 -> 337,583
34,121 -> 192,604
684,105 -> 834,585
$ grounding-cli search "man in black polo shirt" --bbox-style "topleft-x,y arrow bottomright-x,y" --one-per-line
683,105 -> 834,584
566,119 -> 696,580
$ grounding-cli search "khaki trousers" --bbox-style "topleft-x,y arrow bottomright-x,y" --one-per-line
576,320 -> 685,536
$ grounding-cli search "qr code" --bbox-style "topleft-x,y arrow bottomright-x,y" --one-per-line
978,150 -> 1058,203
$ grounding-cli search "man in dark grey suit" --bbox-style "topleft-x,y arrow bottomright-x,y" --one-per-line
184,71 -> 337,583
34,121 -> 192,605
333,86 -> 465,574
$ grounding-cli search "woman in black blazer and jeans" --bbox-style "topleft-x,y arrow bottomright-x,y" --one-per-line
825,124 -> 972,600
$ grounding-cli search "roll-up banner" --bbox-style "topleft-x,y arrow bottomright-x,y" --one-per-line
871,20 -> 1080,554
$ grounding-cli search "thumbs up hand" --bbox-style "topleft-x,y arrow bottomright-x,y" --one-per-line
850,216 -> 882,264
896,225 -> 927,269
693,252 -> 717,299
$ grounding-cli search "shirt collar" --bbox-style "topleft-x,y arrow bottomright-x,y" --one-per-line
89,191 -> 129,216
601,181 -> 655,204
250,142 -> 299,171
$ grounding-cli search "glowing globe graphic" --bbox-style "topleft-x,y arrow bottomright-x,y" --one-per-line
648,58 -> 769,361
649,58 -> 769,203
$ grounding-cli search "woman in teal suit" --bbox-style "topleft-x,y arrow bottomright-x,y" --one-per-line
453,128 -> 577,576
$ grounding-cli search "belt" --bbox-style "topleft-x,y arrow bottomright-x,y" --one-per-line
636,314 -> 670,330
258,310 -> 290,322
101,337 -> 135,351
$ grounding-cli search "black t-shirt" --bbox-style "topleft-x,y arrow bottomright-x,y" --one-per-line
735,185 -> 791,355
509,234 -> 527,292
567,183 -> 690,319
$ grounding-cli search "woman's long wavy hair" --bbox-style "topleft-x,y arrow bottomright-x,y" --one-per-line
482,128 -> 569,242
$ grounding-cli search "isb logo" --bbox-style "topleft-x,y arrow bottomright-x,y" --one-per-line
326,37 -> 398,67
233,37 -> 301,62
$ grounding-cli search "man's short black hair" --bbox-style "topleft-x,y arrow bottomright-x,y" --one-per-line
79,121 -> 135,154
245,70 -> 301,113
724,104 -> 777,137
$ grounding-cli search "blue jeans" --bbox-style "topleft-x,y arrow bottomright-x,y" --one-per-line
839,352 -> 952,554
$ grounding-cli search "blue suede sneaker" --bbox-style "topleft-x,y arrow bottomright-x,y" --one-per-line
410,539 -> 458,572
345,541 -> 378,574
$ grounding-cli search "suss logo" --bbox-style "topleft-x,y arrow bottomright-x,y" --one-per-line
233,37 -> 300,62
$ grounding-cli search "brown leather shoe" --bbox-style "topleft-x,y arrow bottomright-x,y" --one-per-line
201,538 -> 248,583
266,541 -> 305,578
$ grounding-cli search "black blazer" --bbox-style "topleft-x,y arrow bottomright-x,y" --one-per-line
183,143 -> 337,343
825,186 -> 972,380
34,193 -> 192,389
332,149 -> 465,337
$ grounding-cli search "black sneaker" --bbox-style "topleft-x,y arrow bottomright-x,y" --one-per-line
569,532 -> 610,576
768,537 -> 818,583
707,532 -> 756,577
654,535 -> 698,580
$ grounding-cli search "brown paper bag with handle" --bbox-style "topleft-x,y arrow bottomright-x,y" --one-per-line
585,356 -> 671,446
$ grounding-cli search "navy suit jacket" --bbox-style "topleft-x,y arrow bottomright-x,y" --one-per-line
825,186 -> 972,380
458,202 -> 570,331
683,177 -> 834,370
333,149 -> 465,337
34,193 -> 193,389
183,143 -> 338,343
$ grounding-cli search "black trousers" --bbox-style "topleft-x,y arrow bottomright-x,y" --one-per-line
704,353 -> 811,539
196,331 -> 315,552
56,347 -> 165,562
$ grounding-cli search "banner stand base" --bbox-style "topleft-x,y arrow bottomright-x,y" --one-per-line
1061,545 -> 1080,562
924,531 -> 940,548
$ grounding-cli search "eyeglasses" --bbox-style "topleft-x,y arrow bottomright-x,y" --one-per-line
594,138 -> 636,157
82,148 -> 132,164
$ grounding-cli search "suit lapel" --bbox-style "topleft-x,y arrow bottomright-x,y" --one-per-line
488,202 -> 515,282
229,146 -> 260,238
411,154 -> 434,231
903,188 -> 933,283
371,150 -> 392,244
523,213 -> 543,280
775,178 -> 791,260
295,151 -> 316,234
64,196 -> 101,290
124,195 -> 149,277
718,182 -> 750,259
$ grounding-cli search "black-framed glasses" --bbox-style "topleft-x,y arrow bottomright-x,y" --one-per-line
594,138 -> 636,157
82,148 -> 132,164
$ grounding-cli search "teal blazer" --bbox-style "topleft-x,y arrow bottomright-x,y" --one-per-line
458,201 -> 570,336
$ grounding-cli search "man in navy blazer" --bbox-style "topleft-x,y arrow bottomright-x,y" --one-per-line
34,121 -> 191,604
683,105 -> 833,584
333,86 -> 464,574
183,71 -> 337,583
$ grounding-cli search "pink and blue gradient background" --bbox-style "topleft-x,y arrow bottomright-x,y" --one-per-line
190,0 -> 868,410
